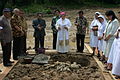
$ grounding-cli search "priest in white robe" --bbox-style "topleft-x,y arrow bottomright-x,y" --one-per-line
56,12 -> 72,53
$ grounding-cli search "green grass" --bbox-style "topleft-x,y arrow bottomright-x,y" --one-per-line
5,2 -> 120,14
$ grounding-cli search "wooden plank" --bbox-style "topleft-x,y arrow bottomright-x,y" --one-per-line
93,56 -> 113,80
85,44 -> 93,53
0,61 -> 18,80
85,43 -> 115,80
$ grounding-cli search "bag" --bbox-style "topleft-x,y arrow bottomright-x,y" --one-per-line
93,31 -> 98,36
37,48 -> 45,54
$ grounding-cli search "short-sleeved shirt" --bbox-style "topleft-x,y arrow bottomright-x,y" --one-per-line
75,16 -> 88,35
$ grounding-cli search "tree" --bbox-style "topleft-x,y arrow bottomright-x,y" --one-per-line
0,0 -> 8,16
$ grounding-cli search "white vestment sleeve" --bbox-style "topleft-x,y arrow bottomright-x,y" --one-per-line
0,26 -> 3,30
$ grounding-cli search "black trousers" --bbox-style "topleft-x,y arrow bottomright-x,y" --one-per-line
53,33 -> 57,49
13,36 -> 23,59
21,35 -> 27,54
35,36 -> 44,51
76,34 -> 85,52
1,42 -> 11,65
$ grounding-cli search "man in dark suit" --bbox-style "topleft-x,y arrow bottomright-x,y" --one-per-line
32,13 -> 46,52
0,8 -> 13,66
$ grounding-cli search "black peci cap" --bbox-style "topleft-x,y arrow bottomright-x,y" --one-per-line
3,8 -> 11,12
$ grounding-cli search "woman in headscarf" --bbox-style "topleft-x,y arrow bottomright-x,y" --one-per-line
90,12 -> 101,56
56,12 -> 72,53
103,10 -> 119,69
107,28 -> 120,79
97,15 -> 107,61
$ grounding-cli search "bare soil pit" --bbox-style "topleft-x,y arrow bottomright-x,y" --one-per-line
4,53 -> 104,80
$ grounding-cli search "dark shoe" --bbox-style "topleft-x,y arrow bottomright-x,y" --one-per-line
103,61 -> 107,64
90,53 -> 94,57
99,57 -> 105,62
97,53 -> 100,58
9,61 -> 14,63
80,51 -> 83,53
13,58 -> 18,60
4,63 -> 12,67
20,53 -> 27,57
76,50 -> 80,52
115,76 -> 120,79
27,46 -> 32,50
33,47 -> 35,49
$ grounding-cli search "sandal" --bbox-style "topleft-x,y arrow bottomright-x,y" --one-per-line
115,76 -> 120,79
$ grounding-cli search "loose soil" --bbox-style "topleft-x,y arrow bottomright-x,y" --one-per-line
4,53 -> 104,80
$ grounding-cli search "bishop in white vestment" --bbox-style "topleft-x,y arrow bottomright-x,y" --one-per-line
56,12 -> 72,53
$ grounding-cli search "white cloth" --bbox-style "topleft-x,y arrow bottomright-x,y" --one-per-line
98,15 -> 107,51
90,13 -> 101,47
56,18 -> 71,53
107,27 -> 120,63
103,19 -> 119,57
112,38 -> 120,76
0,26 -> 3,30
107,30 -> 120,76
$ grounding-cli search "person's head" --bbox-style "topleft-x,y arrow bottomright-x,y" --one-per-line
37,12 -> 43,19
105,10 -> 117,21
98,15 -> 104,23
95,12 -> 101,19
78,11 -> 84,17
19,10 -> 25,17
13,8 -> 20,16
54,9 -> 60,16
3,8 -> 12,19
60,12 -> 66,19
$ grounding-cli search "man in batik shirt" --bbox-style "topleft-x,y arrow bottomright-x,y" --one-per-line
11,8 -> 24,60
75,11 -> 88,53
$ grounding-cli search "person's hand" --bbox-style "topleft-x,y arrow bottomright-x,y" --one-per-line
21,30 -> 24,35
64,27 -> 68,31
75,23 -> 79,26
92,27 -> 98,31
38,24 -> 41,27
98,36 -> 103,40
38,27 -> 42,31
83,26 -> 86,30
92,26 -> 98,31
104,35 -> 111,41
116,32 -> 119,39
58,27 -> 61,30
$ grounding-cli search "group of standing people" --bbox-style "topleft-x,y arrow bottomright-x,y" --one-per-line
0,8 -> 27,67
0,7 -> 120,78
51,10 -> 88,53
90,10 -> 120,79
33,10 -> 88,54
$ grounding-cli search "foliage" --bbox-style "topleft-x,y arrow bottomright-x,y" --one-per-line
0,0 -> 120,15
